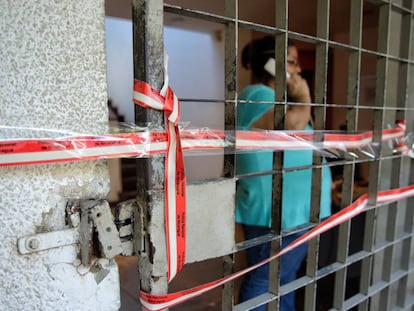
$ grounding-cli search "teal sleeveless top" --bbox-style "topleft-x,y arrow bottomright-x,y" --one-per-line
235,84 -> 332,229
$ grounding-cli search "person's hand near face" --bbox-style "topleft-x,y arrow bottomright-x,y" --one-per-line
285,45 -> 312,130
286,46 -> 311,103
287,73 -> 312,103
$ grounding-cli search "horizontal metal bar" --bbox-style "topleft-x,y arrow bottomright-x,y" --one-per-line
234,276 -> 315,310
319,231 -> 413,277
237,20 -> 286,35
165,4 -> 414,65
391,3 -> 414,14
289,30 -> 414,65
236,153 -> 411,181
164,4 -> 232,24
402,295 -> 414,310
327,267 -> 414,310
234,292 -> 277,311
368,268 -> 414,298
238,160 -> 411,185
236,262 -> 414,311
365,0 -> 414,14
165,5 -> 414,69
234,225 -> 309,252
233,222 -> 413,288
165,1 -> 414,26
339,293 -> 368,310
280,275 -> 314,295
181,97 -> 414,112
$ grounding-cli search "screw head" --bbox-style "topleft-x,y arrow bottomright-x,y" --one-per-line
26,237 -> 41,251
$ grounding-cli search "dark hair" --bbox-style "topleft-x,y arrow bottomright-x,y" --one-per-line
241,36 -> 295,84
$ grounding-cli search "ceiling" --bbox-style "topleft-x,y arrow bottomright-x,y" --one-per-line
105,0 -> 379,43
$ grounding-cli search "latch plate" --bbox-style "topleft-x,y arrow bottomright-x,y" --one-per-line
89,200 -> 122,259
17,228 -> 79,255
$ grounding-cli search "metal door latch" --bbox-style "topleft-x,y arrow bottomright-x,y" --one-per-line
17,199 -> 122,264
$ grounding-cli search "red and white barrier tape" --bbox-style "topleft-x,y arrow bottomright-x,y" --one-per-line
0,99 -> 412,309
139,183 -> 414,311
0,125 -> 409,167
133,65 -> 186,282
394,120 -> 414,158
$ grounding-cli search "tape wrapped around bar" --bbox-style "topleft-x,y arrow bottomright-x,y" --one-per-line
0,122 -> 411,167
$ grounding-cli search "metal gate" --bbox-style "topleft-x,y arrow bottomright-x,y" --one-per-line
130,0 -> 414,310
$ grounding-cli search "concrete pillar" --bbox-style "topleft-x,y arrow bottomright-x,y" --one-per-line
0,1 -> 120,310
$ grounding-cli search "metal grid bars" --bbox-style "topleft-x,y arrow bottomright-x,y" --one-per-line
132,0 -> 168,295
132,0 -> 414,310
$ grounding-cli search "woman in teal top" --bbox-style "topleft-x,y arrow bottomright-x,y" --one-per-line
236,84 -> 332,229
236,36 -> 332,311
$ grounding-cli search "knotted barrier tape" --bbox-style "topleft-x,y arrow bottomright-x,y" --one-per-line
394,119 -> 414,158
139,183 -> 414,311
132,59 -> 186,282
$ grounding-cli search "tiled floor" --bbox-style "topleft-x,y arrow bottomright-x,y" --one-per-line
115,224 -> 247,311
116,256 -> 230,311
115,242 -> 342,311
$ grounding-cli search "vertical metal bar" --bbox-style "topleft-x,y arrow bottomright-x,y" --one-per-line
394,0 -> 413,308
396,1 -> 413,121
274,0 -> 289,129
379,23 -> 408,301
223,0 -> 237,178
80,200 -> 91,267
222,1 -> 237,309
398,188 -> 414,307
380,196 -> 398,308
268,1 -> 288,310
359,3 -> 391,310
304,1 -> 330,310
398,156 -> 414,308
333,0 -> 363,309
132,0 -> 168,295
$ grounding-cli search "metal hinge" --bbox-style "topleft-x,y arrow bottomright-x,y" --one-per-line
114,198 -> 145,256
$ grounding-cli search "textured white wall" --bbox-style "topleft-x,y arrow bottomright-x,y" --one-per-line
0,1 -> 119,310
186,179 -> 235,263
